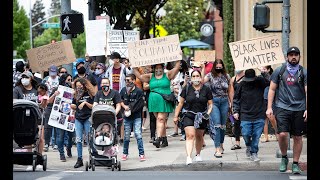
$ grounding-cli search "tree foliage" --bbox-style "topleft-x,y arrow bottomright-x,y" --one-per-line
161,0 -> 207,42
71,33 -> 86,58
33,28 -> 62,48
13,0 -> 30,58
31,0 -> 46,39
49,0 -> 61,19
222,0 -> 234,76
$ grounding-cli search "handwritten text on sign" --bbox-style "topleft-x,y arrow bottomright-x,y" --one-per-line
128,34 -> 182,67
194,50 -> 215,62
228,35 -> 284,70
26,39 -> 76,72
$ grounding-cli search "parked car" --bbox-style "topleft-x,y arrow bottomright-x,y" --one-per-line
13,59 -> 26,72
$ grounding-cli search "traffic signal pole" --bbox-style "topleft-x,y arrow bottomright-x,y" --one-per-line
61,0 -> 73,74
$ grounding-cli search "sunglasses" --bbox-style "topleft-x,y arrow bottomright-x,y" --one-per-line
125,79 -> 132,82
95,68 -> 101,70
194,90 -> 199,98
66,78 -> 72,81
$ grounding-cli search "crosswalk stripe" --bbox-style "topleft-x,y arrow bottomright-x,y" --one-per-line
289,175 -> 307,180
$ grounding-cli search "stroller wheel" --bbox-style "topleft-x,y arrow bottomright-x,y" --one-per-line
42,155 -> 47,171
111,164 -> 115,171
85,161 -> 88,171
32,155 -> 37,171
92,163 -> 95,171
117,161 -> 121,171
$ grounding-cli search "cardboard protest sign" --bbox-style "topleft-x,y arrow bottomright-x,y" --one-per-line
106,30 -> 140,58
194,50 -> 215,62
85,19 -> 107,56
128,34 -> 182,67
26,39 -> 76,72
48,85 -> 75,132
228,35 -> 284,71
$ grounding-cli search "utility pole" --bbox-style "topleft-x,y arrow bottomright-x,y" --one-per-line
61,0 -> 73,74
282,0 -> 290,55
29,0 -> 33,48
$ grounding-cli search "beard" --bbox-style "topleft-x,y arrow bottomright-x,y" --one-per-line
288,58 -> 299,66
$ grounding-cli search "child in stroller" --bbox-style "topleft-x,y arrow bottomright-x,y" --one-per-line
95,123 -> 112,146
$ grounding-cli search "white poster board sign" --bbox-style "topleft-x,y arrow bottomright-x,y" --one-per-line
228,35 -> 284,71
85,19 -> 107,56
106,30 -> 140,58
48,85 -> 75,132
128,34 -> 182,67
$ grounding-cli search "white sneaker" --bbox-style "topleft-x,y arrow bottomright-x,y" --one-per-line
250,153 -> 260,162
130,132 -> 134,138
186,157 -> 192,165
26,166 -> 33,171
193,154 -> 203,162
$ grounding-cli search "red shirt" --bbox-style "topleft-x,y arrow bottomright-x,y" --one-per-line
112,67 -> 121,91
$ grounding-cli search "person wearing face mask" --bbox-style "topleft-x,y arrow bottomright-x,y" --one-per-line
92,63 -> 106,91
70,78 -> 96,168
48,73 -> 75,162
93,78 -> 123,142
133,60 -> 181,148
58,67 -> 68,77
119,74 -> 146,161
228,69 -> 245,151
202,59 -> 231,158
13,61 -> 25,89
173,70 -> 213,165
266,46 -> 307,174
73,60 -> 98,94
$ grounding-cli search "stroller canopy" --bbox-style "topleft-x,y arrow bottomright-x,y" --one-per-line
13,99 -> 41,118
91,104 -> 117,129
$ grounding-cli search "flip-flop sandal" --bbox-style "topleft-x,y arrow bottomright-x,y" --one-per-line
214,152 -> 222,158
231,144 -> 241,150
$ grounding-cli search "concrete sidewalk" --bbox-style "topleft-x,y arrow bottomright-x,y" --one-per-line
20,115 -> 307,172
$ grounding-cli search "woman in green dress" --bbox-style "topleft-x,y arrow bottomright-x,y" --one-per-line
133,61 -> 181,148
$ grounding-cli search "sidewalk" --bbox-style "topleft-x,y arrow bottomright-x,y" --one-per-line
34,115 -> 307,172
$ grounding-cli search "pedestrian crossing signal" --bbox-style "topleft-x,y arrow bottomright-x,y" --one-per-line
60,13 -> 84,35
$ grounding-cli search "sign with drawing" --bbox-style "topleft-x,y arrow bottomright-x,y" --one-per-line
228,35 -> 284,70
127,34 -> 182,67
106,30 -> 140,58
48,85 -> 75,132
194,50 -> 215,62
26,39 -> 76,72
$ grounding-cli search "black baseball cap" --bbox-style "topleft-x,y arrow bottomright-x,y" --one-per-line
287,46 -> 300,55
242,69 -> 256,82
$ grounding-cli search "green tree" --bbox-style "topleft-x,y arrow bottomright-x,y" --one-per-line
48,0 -> 61,22
33,28 -> 61,48
13,0 -> 30,58
31,0 -> 46,39
71,32 -> 86,58
222,0 -> 234,76
161,0 -> 207,42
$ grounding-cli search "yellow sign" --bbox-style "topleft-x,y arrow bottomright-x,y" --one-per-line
149,25 -> 168,37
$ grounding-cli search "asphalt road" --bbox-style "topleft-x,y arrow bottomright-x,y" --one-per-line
13,170 -> 307,180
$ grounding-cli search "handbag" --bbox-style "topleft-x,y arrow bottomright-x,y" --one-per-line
152,91 -> 176,104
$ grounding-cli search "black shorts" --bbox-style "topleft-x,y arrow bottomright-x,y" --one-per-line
275,107 -> 306,136
182,115 -> 208,130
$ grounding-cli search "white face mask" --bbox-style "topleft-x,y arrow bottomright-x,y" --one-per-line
191,78 -> 201,86
155,69 -> 163,76
21,78 -> 30,86
95,69 -> 102,75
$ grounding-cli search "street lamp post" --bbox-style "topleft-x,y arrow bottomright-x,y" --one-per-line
29,0 -> 33,48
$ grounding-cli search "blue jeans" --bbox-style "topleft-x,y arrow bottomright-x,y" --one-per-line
210,97 -> 229,148
56,128 -> 73,156
123,117 -> 145,156
75,119 -> 96,159
240,119 -> 265,154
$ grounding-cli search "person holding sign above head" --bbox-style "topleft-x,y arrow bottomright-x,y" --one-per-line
73,60 -> 98,94
133,60 -> 181,148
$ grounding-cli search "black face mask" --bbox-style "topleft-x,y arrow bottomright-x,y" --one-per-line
77,67 -> 86,74
101,85 -> 109,92
215,68 -> 223,73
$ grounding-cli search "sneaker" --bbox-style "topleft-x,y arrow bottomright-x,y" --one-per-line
168,132 -> 178,137
53,145 -> 58,151
139,155 -> 146,161
180,135 -> 186,141
186,156 -> 192,165
43,144 -> 49,152
130,132 -> 134,138
149,137 -> 155,143
66,148 -> 72,158
60,154 -> 66,162
121,154 -> 128,161
74,159 -> 83,168
292,163 -> 302,174
193,154 -> 202,162
279,157 -> 289,172
250,153 -> 260,162
246,147 -> 251,158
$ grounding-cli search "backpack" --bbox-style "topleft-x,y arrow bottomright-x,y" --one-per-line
278,63 -> 305,92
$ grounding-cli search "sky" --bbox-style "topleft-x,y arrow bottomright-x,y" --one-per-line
18,0 -> 89,24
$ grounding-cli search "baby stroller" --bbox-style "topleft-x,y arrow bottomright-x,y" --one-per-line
12,99 -> 47,171
86,104 -> 121,171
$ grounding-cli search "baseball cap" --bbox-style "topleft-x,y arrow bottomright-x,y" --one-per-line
110,52 -> 121,59
49,65 -> 58,76
242,69 -> 256,82
21,71 -> 33,78
15,61 -> 25,69
287,46 -> 300,55
76,61 -> 84,68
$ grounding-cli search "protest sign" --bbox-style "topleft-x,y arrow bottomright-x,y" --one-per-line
228,35 -> 284,70
48,85 -> 75,132
106,30 -> 139,58
128,34 -> 182,67
85,19 -> 107,56
96,15 -> 111,31
26,39 -> 76,72
194,50 -> 215,62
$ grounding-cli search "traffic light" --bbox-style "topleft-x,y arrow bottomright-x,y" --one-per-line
253,3 -> 270,31
60,13 -> 84,34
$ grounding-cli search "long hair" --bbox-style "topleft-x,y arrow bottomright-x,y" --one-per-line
73,78 -> 96,102
265,65 -> 273,75
211,59 -> 227,77
59,73 -> 72,86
